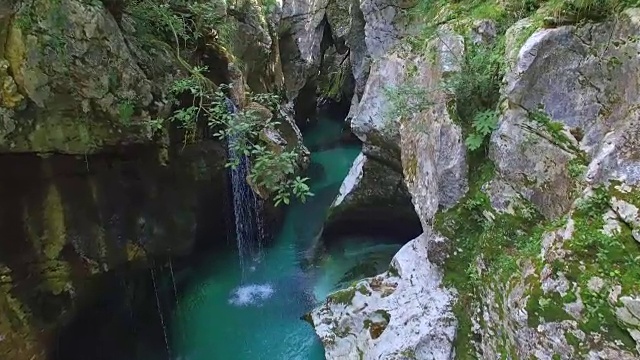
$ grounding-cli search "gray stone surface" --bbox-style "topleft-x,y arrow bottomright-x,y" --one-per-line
399,27 -> 467,231
309,233 -> 456,360
490,9 -> 640,219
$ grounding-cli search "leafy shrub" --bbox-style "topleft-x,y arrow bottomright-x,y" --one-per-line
166,67 -> 311,206
465,110 -> 499,150
384,83 -> 433,121
445,38 -> 504,151
547,0 -> 618,21
126,0 -> 235,48
209,94 -> 313,206
123,0 -> 308,205
446,40 -> 503,121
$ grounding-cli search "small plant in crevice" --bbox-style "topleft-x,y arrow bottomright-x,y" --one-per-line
383,82 -> 433,123
465,110 -> 499,150
568,157 -> 588,180
445,37 -> 505,152
525,108 -> 585,156
118,99 -> 136,125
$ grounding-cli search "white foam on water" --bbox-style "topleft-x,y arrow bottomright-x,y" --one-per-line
228,283 -> 275,306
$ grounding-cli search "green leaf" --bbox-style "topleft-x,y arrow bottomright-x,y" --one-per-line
465,132 -> 485,151
472,110 -> 498,136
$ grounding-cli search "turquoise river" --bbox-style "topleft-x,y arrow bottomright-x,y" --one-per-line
171,117 -> 403,360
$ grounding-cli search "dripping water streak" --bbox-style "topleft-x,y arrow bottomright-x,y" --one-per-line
150,261 -> 171,359
168,256 -> 186,344
254,195 -> 265,258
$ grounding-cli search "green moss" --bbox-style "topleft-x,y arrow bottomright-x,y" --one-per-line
400,349 -> 418,359
8,110 -> 128,153
562,291 -> 577,304
578,293 -> 636,349
404,153 -> 418,182
363,310 -> 390,339
554,183 -> 640,350
388,262 -> 400,277
20,180 -> 73,296
42,183 -> 66,259
451,299 -> 475,359
319,66 -> 347,101
526,283 -> 573,327
334,324 -> 352,338
357,284 -> 371,296
565,331 -> 581,348
375,309 -> 391,323
567,157 -> 587,180
434,153 -> 554,357
328,287 -> 357,305
571,185 -> 640,295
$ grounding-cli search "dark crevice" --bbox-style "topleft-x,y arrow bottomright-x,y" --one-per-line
323,204 -> 422,245
317,13 -> 355,114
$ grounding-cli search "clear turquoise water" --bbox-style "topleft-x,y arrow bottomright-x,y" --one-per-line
171,119 -> 401,360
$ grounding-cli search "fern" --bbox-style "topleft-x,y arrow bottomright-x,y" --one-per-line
465,110 -> 499,151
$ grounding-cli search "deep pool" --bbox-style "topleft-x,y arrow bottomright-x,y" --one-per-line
171,117 -> 402,360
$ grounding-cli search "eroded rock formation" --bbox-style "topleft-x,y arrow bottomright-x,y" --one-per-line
310,4 -> 640,360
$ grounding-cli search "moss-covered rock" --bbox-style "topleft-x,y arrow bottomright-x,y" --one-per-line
0,0 -> 180,154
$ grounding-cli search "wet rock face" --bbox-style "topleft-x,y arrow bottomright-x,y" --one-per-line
0,141 -> 227,359
230,0 -> 281,94
279,0 -> 329,104
0,0 -> 180,154
490,9 -> 640,219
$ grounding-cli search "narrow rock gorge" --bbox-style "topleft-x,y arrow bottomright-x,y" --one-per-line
2,0 -> 640,359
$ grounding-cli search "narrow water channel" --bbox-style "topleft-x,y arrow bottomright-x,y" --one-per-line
171,117 -> 403,360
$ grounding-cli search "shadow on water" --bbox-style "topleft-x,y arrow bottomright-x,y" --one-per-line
52,267 -> 173,360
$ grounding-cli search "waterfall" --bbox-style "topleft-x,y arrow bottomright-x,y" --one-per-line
224,98 -> 265,274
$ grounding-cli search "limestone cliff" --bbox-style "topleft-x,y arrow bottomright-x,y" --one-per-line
310,1 -> 640,359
